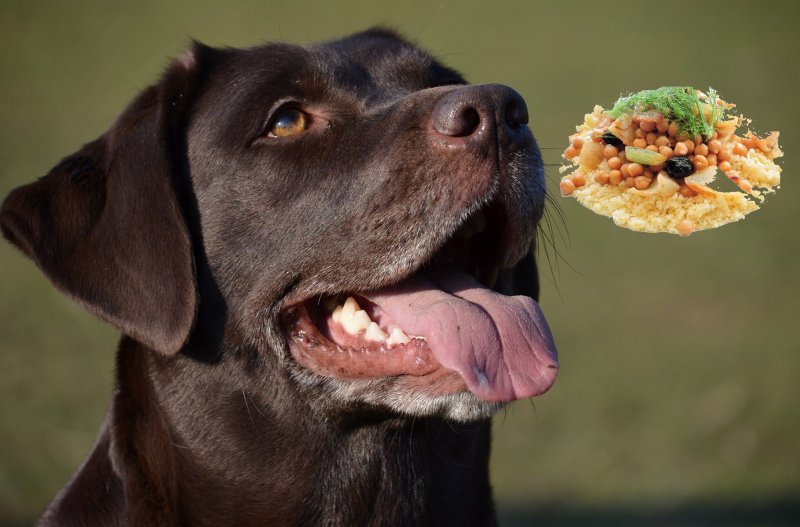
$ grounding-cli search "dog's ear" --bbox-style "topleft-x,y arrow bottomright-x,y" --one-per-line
0,46 -> 207,355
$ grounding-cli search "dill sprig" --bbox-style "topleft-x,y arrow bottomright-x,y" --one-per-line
606,86 -> 726,139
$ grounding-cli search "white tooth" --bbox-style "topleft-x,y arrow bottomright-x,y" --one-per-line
332,305 -> 342,324
365,322 -> 388,342
342,297 -> 360,319
353,310 -> 371,332
387,327 -> 411,346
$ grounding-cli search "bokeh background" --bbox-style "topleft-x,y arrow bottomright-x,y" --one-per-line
1,1 -> 798,525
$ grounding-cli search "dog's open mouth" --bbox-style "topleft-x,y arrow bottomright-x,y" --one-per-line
284,202 -> 558,403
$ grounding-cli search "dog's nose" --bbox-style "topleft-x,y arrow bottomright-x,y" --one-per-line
431,84 -> 529,146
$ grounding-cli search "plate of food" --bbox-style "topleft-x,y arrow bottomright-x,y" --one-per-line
559,87 -> 782,236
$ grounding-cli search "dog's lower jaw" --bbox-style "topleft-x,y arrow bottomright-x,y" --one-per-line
67,338 -> 499,527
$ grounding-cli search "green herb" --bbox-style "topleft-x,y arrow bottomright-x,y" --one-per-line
606,86 -> 726,140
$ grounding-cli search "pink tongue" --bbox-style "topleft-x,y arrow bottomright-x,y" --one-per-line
362,268 -> 558,402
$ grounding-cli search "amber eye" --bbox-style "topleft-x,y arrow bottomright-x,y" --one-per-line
268,108 -> 308,138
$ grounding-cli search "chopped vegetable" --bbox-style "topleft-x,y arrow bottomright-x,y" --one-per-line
579,140 -> 605,170
606,87 -> 727,140
625,146 -> 667,166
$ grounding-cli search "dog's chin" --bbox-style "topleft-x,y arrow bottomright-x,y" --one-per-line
279,196 -> 558,421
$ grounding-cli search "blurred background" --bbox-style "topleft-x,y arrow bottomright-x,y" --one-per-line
1,1 -> 798,525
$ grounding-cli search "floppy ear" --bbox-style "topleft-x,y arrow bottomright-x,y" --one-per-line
0,48 -> 204,355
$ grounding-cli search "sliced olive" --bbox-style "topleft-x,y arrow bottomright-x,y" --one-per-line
600,131 -> 623,146
665,156 -> 694,179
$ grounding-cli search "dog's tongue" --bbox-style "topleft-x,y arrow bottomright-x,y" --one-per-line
363,268 -> 558,402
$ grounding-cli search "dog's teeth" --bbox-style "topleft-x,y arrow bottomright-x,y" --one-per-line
387,328 -> 411,346
343,309 -> 371,335
342,297 -> 360,318
365,322 -> 387,342
331,305 -> 343,324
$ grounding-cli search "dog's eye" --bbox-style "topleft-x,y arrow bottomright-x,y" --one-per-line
268,108 -> 308,138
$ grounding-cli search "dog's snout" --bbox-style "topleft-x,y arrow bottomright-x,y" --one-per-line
431,84 -> 529,146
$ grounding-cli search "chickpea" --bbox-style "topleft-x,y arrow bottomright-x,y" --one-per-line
620,163 -> 630,177
634,128 -> 646,139
655,135 -> 671,148
667,121 -> 678,137
658,146 -> 674,158
639,120 -> 656,133
650,163 -> 665,173
564,146 -> 578,159
706,154 -> 717,166
603,144 -> 619,159
719,160 -> 732,172
560,178 -> 576,196
733,142 -> 748,156
627,163 -> 644,177
646,132 -> 658,145
684,140 -> 695,154
594,170 -> 609,185
656,120 -> 669,134
571,136 -> 585,149
633,138 -> 648,149
694,143 -> 709,156
679,184 -> 697,198
571,172 -> 586,187
708,139 -> 722,154
678,219 -> 695,237
634,175 -> 652,190
673,142 -> 689,156
608,169 -> 623,185
625,176 -> 636,187
693,155 -> 709,171
646,145 -> 659,153
607,156 -> 622,170
717,147 -> 732,162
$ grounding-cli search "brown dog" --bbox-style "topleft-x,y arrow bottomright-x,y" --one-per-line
1,29 -> 558,526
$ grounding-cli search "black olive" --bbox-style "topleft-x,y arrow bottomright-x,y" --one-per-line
665,156 -> 694,179
600,131 -> 623,146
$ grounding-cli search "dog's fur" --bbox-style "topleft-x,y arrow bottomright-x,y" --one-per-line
1,29 -> 549,526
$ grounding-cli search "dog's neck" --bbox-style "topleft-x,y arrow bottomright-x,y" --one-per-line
98,337 -> 497,526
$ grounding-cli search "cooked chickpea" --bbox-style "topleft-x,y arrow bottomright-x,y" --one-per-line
634,128 -> 646,139
607,156 -> 622,170
673,142 -> 689,156
678,219 -> 695,237
655,136 -> 671,148
639,120 -> 656,133
627,163 -> 644,177
644,132 -> 657,145
658,146 -> 673,158
594,170 -> 609,185
656,120 -> 669,134
708,139 -> 722,154
634,175 -> 652,190
733,142 -> 748,156
645,145 -> 658,153
560,178 -> 576,196
693,155 -> 709,170
603,145 -> 619,159
571,172 -> 586,187
650,163 -> 665,173
667,121 -> 678,137
625,177 -> 636,187
620,163 -> 630,177
717,147 -> 732,162
564,146 -> 578,159
633,138 -> 648,149
719,160 -> 732,172
684,140 -> 695,154
706,154 -> 717,166
571,136 -> 585,149
608,169 -> 623,185
679,184 -> 697,198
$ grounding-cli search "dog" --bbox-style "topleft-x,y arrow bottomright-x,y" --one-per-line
1,28 -> 558,526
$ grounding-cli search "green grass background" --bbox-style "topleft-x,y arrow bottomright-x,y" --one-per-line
1,1 -> 798,525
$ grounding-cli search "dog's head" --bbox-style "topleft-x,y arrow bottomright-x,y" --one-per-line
1,29 -> 557,422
